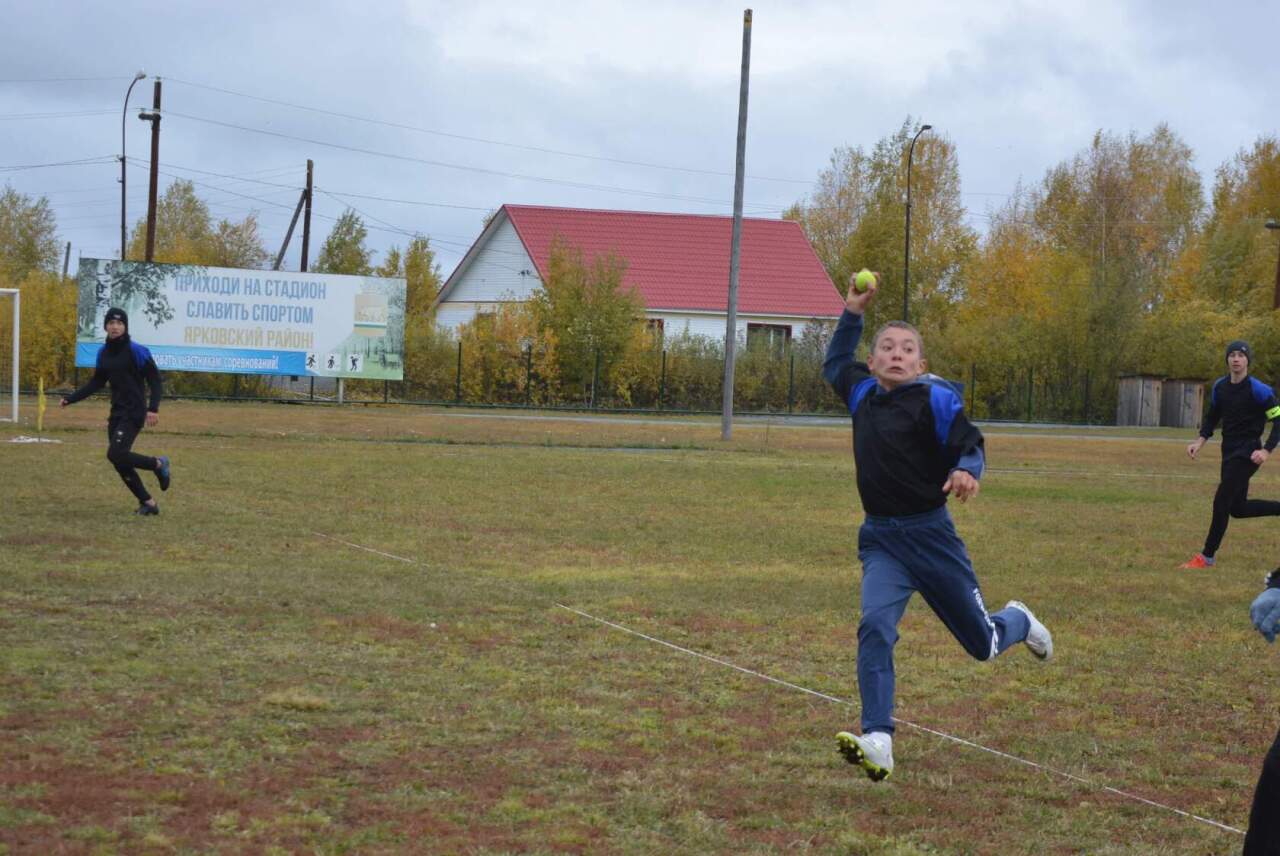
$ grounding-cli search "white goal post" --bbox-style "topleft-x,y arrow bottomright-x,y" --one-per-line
0,288 -> 18,423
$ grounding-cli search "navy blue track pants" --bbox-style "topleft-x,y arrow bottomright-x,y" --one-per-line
856,506 -> 1029,736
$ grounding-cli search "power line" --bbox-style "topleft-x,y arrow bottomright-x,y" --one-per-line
128,158 -> 304,190
0,109 -> 116,121
312,188 -> 490,213
165,76 -> 811,186
0,155 -> 116,172
0,76 -> 130,83
163,109 -> 785,212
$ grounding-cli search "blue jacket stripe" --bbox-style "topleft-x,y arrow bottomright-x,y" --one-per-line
1212,377 -> 1227,408
848,378 -> 876,415
1251,377 -> 1275,406
929,383 -> 961,447
130,342 -> 152,371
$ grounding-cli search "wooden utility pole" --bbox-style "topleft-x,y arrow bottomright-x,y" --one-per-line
300,159 -> 314,272
62,242 -> 71,279
1268,221 -> 1280,309
141,79 -> 162,262
721,8 -> 752,442
273,186 -> 308,271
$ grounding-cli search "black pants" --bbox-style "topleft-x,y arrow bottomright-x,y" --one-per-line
1203,456 -> 1280,557
1245,724 -> 1280,855
107,411 -> 157,504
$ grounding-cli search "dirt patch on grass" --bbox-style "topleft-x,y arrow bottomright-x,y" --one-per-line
677,612 -> 763,635
339,612 -> 428,642
0,532 -> 93,548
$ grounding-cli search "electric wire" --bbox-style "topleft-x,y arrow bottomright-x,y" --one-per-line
162,109 -> 785,211
164,76 -> 811,185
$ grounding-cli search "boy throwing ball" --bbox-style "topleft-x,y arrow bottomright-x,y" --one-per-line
822,273 -> 1052,782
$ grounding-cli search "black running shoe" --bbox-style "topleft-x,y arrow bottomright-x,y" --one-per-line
156,456 -> 171,491
136,503 -> 160,516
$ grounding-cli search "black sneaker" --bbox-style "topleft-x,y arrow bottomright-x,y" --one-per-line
156,456 -> 171,491
136,503 -> 160,516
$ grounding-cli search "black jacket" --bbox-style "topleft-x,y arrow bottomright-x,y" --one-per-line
1200,374 -> 1280,461
65,335 -> 162,418
824,311 -> 984,517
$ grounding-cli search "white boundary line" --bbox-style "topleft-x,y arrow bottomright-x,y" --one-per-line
314,531 -> 1246,837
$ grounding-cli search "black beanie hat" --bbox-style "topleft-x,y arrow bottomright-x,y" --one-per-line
104,307 -> 129,331
1226,340 -> 1251,363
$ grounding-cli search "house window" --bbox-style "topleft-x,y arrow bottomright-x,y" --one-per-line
747,323 -> 791,354
645,318 -> 665,341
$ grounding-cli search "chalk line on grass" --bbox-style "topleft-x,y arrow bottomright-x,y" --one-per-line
314,531 -> 1246,838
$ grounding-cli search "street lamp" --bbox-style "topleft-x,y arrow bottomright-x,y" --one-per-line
903,123 -> 932,324
1267,219 -> 1280,310
120,71 -> 146,261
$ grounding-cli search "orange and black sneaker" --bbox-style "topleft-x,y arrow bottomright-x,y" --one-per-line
1179,553 -> 1214,569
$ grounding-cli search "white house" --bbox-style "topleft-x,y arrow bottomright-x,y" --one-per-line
432,204 -> 844,345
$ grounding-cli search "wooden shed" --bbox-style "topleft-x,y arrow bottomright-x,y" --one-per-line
1160,379 -> 1206,429
1116,375 -> 1163,426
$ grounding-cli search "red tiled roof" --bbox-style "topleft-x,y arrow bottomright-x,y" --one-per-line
501,205 -> 843,318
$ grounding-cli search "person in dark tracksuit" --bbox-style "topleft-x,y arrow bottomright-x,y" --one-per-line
1245,569 -> 1280,855
61,307 -> 171,515
1182,341 -> 1280,569
822,273 -> 1053,782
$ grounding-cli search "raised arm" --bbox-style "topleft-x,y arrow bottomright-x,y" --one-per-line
823,273 -> 877,404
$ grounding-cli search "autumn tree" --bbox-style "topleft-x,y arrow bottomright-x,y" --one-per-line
526,238 -> 644,397
953,125 -> 1206,418
0,185 -> 59,283
314,210 -> 372,275
785,118 -> 976,350
127,179 -> 268,267
375,235 -> 450,395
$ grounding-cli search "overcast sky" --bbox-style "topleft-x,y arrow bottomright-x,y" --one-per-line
3,0 -> 1278,278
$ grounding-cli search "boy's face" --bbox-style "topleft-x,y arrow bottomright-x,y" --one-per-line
1228,350 -> 1249,375
868,328 -> 926,390
105,319 -> 125,340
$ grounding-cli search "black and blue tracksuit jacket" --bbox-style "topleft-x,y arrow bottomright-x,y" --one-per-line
1200,374 -> 1280,462
64,335 -> 162,419
823,311 -> 984,518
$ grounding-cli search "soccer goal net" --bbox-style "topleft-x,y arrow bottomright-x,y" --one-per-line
0,289 -> 18,423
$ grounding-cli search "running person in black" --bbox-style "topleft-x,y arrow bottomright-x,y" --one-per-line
61,307 -> 171,515
1246,569 -> 1280,855
1182,341 -> 1280,568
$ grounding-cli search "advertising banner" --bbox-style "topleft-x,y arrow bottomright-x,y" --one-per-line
75,259 -> 406,379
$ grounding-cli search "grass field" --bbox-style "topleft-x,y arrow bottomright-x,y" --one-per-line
3,398 -> 1279,854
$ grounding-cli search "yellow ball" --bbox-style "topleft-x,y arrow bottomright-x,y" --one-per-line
854,269 -> 876,293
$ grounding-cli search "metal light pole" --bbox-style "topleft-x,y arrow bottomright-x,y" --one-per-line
120,71 -> 146,260
1267,219 -> 1280,310
903,123 -> 932,324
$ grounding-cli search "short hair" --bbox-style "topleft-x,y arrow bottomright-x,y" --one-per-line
871,321 -> 924,355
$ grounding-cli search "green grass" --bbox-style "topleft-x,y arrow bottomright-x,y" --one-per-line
2,399 -> 1277,854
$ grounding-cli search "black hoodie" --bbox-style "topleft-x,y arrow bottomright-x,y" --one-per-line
65,332 -> 163,418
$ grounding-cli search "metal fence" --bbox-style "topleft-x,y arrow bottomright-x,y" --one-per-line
50,345 -> 1123,424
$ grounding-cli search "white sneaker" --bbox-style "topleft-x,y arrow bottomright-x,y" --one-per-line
836,730 -> 894,782
1006,600 -> 1053,661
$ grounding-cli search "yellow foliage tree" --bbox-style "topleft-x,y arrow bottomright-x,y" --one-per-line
455,302 -> 558,405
